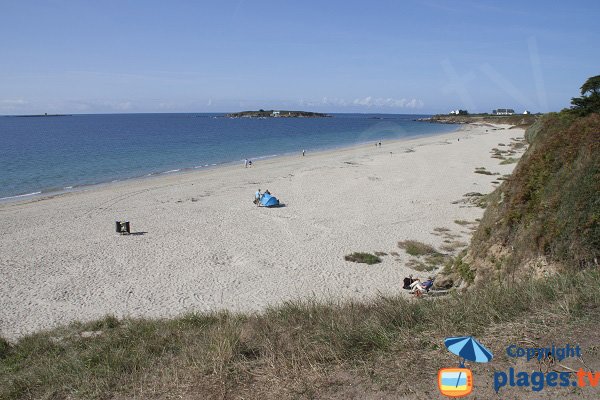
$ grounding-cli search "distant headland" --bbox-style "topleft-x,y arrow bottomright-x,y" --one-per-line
5,113 -> 72,118
225,110 -> 330,118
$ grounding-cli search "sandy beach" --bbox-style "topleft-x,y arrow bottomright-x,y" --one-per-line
0,124 -> 524,340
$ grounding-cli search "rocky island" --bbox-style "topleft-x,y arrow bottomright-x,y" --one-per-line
225,110 -> 330,118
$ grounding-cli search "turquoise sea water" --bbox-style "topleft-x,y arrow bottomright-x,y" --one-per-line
0,113 -> 456,200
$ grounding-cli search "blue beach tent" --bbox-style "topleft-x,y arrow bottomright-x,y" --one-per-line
260,193 -> 280,207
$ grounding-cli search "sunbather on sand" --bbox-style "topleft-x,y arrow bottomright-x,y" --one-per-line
410,279 -> 426,295
422,277 -> 434,290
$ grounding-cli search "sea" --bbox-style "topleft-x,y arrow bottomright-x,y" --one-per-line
0,113 -> 457,201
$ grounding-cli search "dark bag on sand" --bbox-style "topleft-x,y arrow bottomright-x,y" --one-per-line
403,277 -> 413,290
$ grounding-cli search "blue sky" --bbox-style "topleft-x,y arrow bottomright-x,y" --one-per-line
1,0 -> 599,114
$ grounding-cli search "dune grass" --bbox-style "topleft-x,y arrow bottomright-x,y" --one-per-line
499,157 -> 519,165
454,219 -> 471,226
1,271 -> 599,399
397,240 -> 438,256
344,252 -> 381,265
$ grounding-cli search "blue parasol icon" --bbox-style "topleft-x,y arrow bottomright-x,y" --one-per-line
444,336 -> 493,367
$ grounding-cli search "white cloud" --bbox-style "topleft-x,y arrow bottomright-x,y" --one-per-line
299,97 -> 349,107
300,96 -> 424,109
352,96 -> 424,108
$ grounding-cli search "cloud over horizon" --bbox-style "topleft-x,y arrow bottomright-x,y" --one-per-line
299,96 -> 424,110
352,97 -> 424,109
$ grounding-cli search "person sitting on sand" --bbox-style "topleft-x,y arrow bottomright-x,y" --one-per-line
410,278 -> 426,295
422,277 -> 434,291
254,189 -> 262,205
265,189 -> 271,195
403,275 -> 416,290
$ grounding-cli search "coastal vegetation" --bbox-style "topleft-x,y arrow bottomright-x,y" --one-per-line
344,252 -> 381,264
1,271 -> 598,399
397,240 -> 438,257
441,76 -> 599,286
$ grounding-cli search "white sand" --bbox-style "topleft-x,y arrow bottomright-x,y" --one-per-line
0,124 -> 524,340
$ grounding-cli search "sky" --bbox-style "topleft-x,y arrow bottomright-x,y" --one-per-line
1,0 -> 599,115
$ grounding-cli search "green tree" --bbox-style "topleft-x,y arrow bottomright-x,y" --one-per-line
570,75 -> 600,116
580,75 -> 600,96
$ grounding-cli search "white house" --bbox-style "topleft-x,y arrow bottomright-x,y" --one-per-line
523,110 -> 531,115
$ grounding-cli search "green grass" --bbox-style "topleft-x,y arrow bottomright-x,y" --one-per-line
440,241 -> 468,253
406,258 -> 436,272
344,252 -> 381,265
499,157 -> 519,165
397,240 -> 438,256
1,270 -> 599,399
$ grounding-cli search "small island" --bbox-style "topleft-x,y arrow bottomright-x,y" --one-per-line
225,110 -> 330,118
8,113 -> 71,118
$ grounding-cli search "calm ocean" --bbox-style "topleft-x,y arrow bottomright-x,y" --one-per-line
0,113 -> 456,200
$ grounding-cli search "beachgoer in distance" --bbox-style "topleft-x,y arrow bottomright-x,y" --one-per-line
248,160 -> 253,167
302,149 -> 305,156
244,158 -> 248,168
265,189 -> 271,195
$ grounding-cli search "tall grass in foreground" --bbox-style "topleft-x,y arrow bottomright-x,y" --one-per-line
1,270 -> 599,399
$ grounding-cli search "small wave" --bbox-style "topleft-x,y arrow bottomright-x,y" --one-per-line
162,169 -> 181,174
194,165 -> 203,168
210,163 -> 217,166
64,186 -> 73,189
0,191 -> 42,200
253,154 -> 279,160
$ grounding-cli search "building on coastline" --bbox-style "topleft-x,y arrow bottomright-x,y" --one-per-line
449,109 -> 468,115
271,111 -> 281,117
492,108 -> 515,115
523,110 -> 531,114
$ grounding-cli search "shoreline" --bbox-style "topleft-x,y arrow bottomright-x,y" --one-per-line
0,122 -> 523,340
0,126 -> 459,206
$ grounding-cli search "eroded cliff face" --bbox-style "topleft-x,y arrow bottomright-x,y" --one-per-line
439,113 -> 600,288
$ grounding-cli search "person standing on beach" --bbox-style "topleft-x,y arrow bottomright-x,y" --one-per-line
302,149 -> 305,157
244,159 -> 248,168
